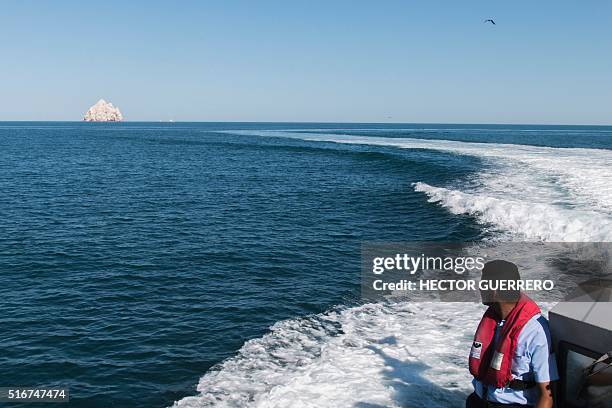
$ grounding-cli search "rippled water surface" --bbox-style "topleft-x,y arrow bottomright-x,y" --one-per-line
1,122 -> 610,407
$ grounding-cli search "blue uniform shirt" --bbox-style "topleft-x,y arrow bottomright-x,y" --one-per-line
473,314 -> 559,406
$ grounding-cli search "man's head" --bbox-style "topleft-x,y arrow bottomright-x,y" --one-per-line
480,259 -> 521,305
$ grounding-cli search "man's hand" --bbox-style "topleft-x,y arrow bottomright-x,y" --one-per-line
535,381 -> 554,408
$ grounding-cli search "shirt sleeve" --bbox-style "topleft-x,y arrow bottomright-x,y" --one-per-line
528,317 -> 560,383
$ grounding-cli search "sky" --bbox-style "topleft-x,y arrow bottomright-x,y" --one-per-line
1,0 -> 611,124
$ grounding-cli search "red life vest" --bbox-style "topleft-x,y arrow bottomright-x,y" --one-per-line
469,294 -> 541,388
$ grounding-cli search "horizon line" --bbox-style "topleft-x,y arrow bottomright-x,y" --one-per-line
1,120 -> 612,127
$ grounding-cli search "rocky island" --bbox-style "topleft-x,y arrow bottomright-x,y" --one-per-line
83,99 -> 123,122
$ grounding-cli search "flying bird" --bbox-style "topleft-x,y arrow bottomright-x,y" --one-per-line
484,19 -> 496,25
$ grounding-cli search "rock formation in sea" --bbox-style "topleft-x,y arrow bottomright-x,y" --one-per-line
83,99 -> 123,122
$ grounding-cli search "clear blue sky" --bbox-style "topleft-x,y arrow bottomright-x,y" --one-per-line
1,0 -> 611,123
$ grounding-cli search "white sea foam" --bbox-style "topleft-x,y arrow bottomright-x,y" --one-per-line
174,302 -> 481,408
413,182 -> 612,242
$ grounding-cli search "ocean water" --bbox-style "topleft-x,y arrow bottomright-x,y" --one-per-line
1,123 -> 611,408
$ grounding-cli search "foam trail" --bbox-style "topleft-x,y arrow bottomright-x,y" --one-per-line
413,182 -> 612,242
225,130 -> 612,241
174,303 -> 479,408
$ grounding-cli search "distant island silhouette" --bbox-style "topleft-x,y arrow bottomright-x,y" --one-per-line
83,99 -> 123,122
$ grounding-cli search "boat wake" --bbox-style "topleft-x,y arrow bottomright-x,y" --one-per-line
413,182 -> 612,242
174,302 -> 492,408
174,129 -> 610,407
224,130 -> 612,242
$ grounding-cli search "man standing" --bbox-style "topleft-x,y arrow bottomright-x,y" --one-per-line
466,260 -> 558,408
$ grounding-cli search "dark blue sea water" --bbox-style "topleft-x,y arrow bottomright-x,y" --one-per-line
1,123 -> 611,407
